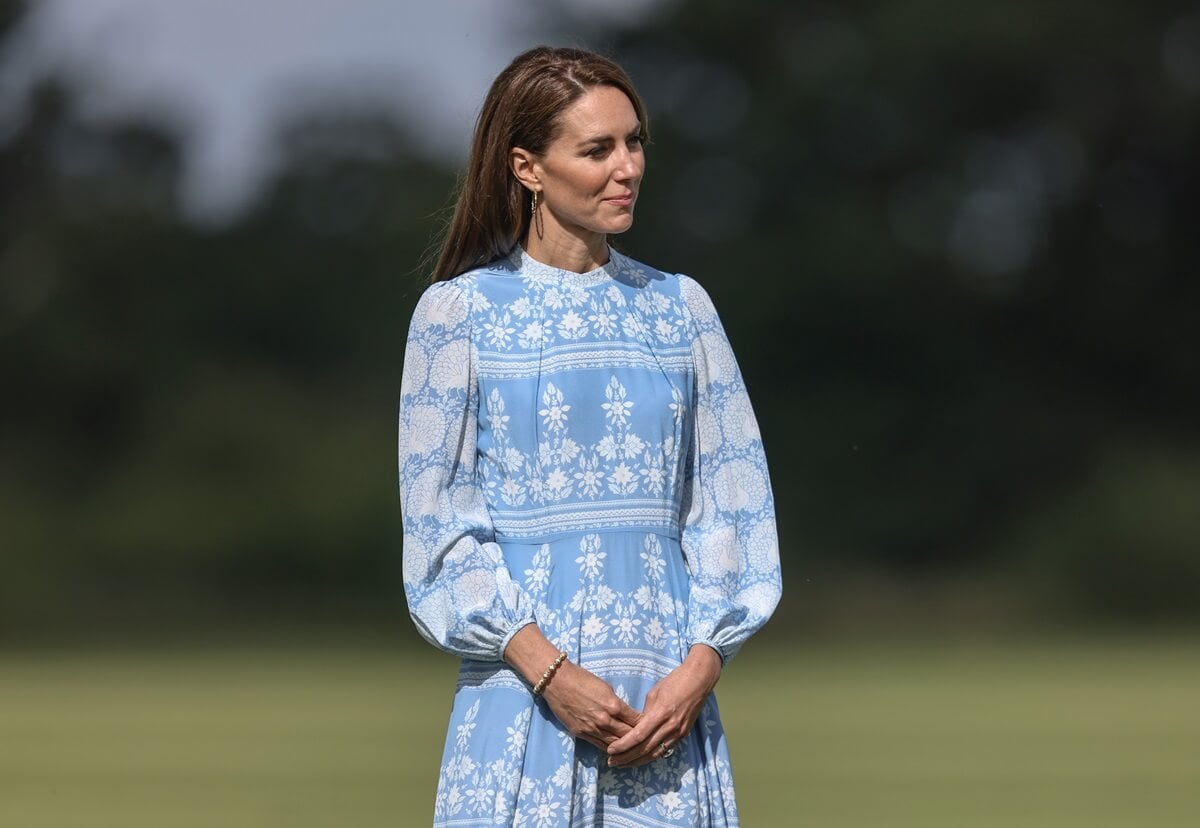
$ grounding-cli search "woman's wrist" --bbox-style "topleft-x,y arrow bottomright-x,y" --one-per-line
685,643 -> 723,691
502,623 -> 564,686
532,650 -> 568,696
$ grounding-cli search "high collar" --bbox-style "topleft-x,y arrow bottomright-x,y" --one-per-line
508,244 -> 624,289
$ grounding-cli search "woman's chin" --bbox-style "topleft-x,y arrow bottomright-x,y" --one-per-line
604,215 -> 636,235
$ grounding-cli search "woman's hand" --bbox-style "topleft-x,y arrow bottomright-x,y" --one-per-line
540,661 -> 642,752
605,644 -> 722,768
503,623 -> 641,752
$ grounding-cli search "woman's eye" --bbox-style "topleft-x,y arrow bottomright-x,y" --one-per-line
588,147 -> 607,158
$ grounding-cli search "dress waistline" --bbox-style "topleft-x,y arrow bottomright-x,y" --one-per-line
490,501 -> 680,544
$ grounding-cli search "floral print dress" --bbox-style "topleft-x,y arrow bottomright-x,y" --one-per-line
398,245 -> 782,826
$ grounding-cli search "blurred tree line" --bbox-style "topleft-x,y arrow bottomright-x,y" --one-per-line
1,0 -> 1197,641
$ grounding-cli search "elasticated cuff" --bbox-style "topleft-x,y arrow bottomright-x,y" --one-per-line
497,617 -> 539,662
687,639 -> 728,667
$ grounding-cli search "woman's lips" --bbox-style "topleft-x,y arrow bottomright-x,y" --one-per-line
603,194 -> 634,206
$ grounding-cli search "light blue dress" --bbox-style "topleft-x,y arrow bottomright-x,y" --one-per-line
398,245 -> 782,826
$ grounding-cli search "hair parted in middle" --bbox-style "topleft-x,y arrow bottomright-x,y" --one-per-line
430,45 -> 650,283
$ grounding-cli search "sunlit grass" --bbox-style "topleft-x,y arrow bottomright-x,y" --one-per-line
2,634 -> 1198,826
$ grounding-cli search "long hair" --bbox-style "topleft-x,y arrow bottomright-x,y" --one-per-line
429,46 -> 649,284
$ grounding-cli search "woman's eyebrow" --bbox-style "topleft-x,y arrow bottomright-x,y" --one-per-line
576,125 -> 642,146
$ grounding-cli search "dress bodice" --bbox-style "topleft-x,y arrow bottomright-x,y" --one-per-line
459,247 -> 696,542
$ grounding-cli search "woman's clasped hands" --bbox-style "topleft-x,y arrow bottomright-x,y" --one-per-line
604,644 -> 722,768
504,625 -> 722,770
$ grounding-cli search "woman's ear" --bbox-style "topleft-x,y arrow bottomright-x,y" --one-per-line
510,147 -> 540,192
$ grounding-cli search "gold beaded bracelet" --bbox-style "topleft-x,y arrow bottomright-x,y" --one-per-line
532,650 -> 568,697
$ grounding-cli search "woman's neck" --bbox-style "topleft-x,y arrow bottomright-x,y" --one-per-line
522,230 -> 609,273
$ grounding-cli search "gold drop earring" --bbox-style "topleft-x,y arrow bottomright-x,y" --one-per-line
531,189 -> 545,240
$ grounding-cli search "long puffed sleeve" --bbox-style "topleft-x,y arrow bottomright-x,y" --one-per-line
677,274 -> 783,665
398,280 -> 536,660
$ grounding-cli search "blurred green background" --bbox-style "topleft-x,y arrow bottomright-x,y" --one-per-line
2,0 -> 1198,824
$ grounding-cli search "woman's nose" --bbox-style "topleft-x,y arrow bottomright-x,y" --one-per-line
613,148 -> 642,181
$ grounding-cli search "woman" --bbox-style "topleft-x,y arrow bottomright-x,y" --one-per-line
398,45 -> 782,826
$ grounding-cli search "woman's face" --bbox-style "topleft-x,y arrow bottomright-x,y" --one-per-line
522,85 -> 645,243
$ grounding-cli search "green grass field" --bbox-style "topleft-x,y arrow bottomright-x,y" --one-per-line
2,634 -> 1198,827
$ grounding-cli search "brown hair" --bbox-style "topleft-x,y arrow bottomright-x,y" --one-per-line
429,46 -> 649,283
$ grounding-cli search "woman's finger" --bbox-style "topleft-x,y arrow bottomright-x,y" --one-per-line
614,700 -> 641,728
608,721 -> 675,767
622,737 -> 677,769
604,720 -> 651,756
596,717 -> 634,742
606,708 -> 667,758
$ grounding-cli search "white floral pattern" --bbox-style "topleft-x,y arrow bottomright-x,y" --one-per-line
399,246 -> 781,825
